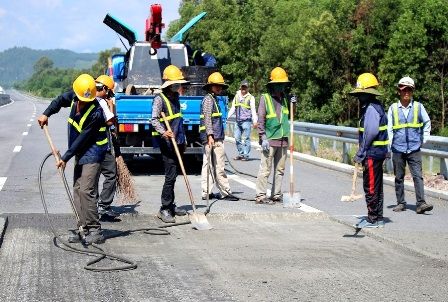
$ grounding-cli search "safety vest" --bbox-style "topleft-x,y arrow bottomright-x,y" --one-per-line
358,102 -> 388,159
67,99 -> 108,164
199,94 -> 224,142
151,93 -> 185,145
390,101 -> 424,153
263,93 -> 289,140
234,93 -> 252,121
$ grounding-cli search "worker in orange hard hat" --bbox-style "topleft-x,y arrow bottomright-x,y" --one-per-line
151,65 -> 190,223
95,75 -> 120,220
200,72 -> 239,201
255,67 -> 295,205
349,72 -> 388,229
37,74 -> 108,244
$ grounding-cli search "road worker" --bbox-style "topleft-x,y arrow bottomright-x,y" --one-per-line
387,76 -> 433,214
255,67 -> 295,205
350,73 -> 388,228
227,79 -> 258,161
37,74 -> 108,243
200,72 -> 239,201
95,75 -> 119,220
151,65 -> 189,223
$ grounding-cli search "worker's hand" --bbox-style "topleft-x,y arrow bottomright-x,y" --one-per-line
352,155 -> 363,164
37,115 -> 48,128
56,159 -> 66,170
289,95 -> 297,103
385,151 -> 391,159
207,135 -> 215,147
252,122 -> 258,129
162,130 -> 174,139
261,140 -> 270,152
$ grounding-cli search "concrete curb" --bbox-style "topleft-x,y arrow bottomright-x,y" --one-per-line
224,137 -> 448,201
0,216 -> 8,248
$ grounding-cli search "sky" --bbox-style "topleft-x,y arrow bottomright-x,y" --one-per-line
0,0 -> 182,53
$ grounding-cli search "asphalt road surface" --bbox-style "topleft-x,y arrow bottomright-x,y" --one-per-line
0,91 -> 447,301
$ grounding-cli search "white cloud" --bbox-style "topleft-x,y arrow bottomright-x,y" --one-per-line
0,7 -> 6,18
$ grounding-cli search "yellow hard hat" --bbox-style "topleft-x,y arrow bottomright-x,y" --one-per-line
162,65 -> 185,81
350,73 -> 382,96
203,72 -> 229,90
73,74 -> 97,102
95,75 -> 115,90
268,67 -> 290,83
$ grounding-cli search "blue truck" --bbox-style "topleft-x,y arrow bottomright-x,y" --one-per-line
103,10 -> 227,162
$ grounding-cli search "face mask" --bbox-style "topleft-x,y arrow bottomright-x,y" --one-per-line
170,84 -> 181,93
357,93 -> 372,104
271,84 -> 286,94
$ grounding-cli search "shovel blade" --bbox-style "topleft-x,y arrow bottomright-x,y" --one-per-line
189,212 -> 213,230
283,192 -> 302,208
341,194 -> 363,202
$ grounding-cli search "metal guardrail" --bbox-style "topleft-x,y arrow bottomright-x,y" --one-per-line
228,119 -> 448,179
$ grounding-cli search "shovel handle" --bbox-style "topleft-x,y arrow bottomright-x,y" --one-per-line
350,163 -> 360,194
289,101 -> 294,195
160,112 -> 196,211
43,125 -> 61,164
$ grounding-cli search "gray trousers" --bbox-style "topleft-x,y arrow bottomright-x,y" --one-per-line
201,141 -> 232,197
97,151 -> 117,208
392,151 -> 425,206
73,161 -> 101,230
256,146 -> 287,198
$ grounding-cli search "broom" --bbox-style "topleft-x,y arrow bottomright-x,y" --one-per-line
107,56 -> 138,204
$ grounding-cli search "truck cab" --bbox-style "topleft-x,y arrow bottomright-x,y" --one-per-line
103,12 -> 227,161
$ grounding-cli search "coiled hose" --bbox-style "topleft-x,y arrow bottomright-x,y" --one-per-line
39,152 -> 189,272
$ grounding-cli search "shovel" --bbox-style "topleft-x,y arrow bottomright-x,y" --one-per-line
341,163 -> 363,202
283,100 -> 301,208
161,112 -> 212,230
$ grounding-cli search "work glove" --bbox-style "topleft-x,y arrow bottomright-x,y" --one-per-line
289,94 -> 297,103
261,139 -> 270,152
352,154 -> 363,164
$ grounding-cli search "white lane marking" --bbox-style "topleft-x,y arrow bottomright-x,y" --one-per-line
0,99 -> 15,108
0,177 -> 6,191
27,124 -> 31,127
29,119 -> 34,122
22,132 -> 28,136
227,174 -> 322,213
13,146 -> 22,152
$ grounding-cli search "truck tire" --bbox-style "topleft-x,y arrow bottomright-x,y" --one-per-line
125,84 -> 137,95
181,66 -> 217,84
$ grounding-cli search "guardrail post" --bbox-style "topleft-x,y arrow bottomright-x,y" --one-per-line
310,137 -> 318,155
386,158 -> 394,174
342,142 -> 349,163
429,156 -> 434,174
441,158 -> 448,180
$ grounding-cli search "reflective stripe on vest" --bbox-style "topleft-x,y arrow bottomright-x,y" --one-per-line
158,93 -> 182,122
392,101 -> 423,129
200,95 -> 222,120
264,93 -> 289,119
67,101 -> 107,145
234,94 -> 251,109
358,124 -> 389,146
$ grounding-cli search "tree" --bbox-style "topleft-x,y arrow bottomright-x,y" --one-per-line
33,57 -> 54,74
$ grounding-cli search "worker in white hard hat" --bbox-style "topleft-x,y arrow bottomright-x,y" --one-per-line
387,76 -> 433,214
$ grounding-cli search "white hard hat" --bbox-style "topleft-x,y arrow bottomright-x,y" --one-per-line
397,76 -> 415,89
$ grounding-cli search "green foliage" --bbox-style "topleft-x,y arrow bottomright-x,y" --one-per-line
167,0 -> 447,132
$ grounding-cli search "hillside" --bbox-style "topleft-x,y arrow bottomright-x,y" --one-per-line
0,47 -> 98,87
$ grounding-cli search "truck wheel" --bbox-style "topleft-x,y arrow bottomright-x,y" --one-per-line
125,84 -> 137,95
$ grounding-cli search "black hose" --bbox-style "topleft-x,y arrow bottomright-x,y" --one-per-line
39,152 -> 189,272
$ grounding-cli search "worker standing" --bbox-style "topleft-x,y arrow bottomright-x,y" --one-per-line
200,72 -> 239,201
255,67 -> 295,205
37,74 -> 108,244
227,79 -> 257,161
350,73 -> 388,228
151,65 -> 189,223
95,75 -> 119,220
387,76 -> 433,214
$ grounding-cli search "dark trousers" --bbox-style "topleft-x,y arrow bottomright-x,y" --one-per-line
362,157 -> 384,222
160,141 -> 184,210
73,161 -> 102,230
392,151 -> 425,206
98,150 -> 117,208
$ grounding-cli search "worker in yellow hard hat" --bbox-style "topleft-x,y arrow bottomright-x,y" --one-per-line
95,75 -> 120,220
37,74 -> 108,244
200,72 -> 239,201
151,65 -> 190,223
349,72 -> 388,229
255,67 -> 295,205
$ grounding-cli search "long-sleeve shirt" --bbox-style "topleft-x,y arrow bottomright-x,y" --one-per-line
202,93 -> 217,137
43,90 -> 105,163
257,94 -> 288,147
387,99 -> 431,147
355,104 -> 380,161
227,90 -> 258,123
151,94 -> 168,135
